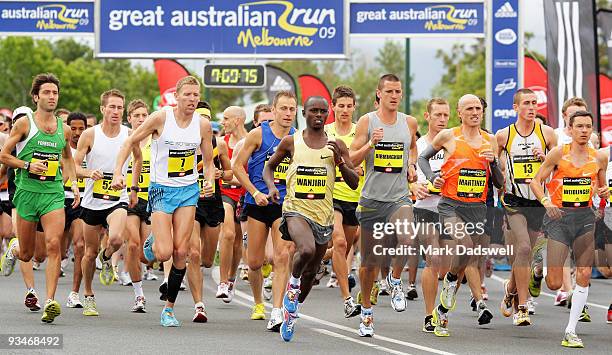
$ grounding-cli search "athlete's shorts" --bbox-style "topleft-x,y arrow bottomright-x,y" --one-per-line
502,194 -> 546,232
64,198 -> 82,231
127,198 -> 151,225
280,212 -> 333,245
333,199 -> 359,226
437,197 -> 487,237
543,208 -> 595,247
148,182 -> 199,214
14,189 -> 65,222
237,194 -> 248,222
1,200 -> 13,216
222,194 -> 239,223
356,196 -> 413,267
245,203 -> 282,229
195,198 -> 225,227
413,207 -> 452,240
595,217 -> 612,250
81,203 -> 128,227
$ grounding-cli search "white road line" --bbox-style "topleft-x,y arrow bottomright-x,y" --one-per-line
313,329 -> 412,355
491,274 -> 608,310
211,267 -> 455,355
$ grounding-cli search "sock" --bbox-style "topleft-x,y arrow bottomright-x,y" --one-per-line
163,277 -> 168,284
289,275 -> 301,288
446,272 -> 458,282
132,281 -> 144,298
361,306 -> 372,315
565,285 -> 588,334
166,265 -> 186,304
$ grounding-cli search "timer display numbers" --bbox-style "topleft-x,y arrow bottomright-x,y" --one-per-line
203,64 -> 266,89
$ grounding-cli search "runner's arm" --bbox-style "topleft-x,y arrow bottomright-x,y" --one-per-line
74,128 -> 98,179
530,146 -> 562,202
349,115 -> 371,166
199,118 -> 215,192
262,136 -> 293,193
232,129 -> 261,195
226,138 -> 245,186
217,138 -> 233,182
129,130 -> 143,190
61,124 -> 78,186
418,129 -> 449,183
334,139 -> 359,190
114,111 -> 161,177
596,150 -> 609,199
0,117 -> 28,169
489,134 -> 504,189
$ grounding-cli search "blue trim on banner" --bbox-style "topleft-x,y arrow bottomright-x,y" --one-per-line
491,0 -> 520,132
97,0 -> 346,58
0,1 -> 94,34
350,2 -> 484,36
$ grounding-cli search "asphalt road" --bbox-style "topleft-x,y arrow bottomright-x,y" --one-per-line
0,263 -> 610,354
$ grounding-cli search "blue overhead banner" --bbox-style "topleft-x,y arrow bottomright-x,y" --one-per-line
350,1 -> 484,37
490,0 -> 521,132
0,1 -> 94,34
96,0 -> 348,59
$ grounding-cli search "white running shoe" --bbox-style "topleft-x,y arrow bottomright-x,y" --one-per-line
267,308 -> 283,332
527,297 -> 536,315
263,276 -> 273,301
216,282 -> 230,299
119,272 -> 132,286
66,291 -> 83,308
179,280 -> 187,291
326,273 -> 338,288
387,275 -> 406,312
193,302 -> 208,323
131,296 -> 146,313
358,311 -> 374,337
143,269 -> 158,281
223,281 -> 235,304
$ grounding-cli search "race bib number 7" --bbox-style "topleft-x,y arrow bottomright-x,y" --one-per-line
168,149 -> 195,177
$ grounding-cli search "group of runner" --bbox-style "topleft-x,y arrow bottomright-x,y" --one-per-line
0,73 -> 610,348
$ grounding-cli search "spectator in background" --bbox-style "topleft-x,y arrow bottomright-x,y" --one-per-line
85,113 -> 97,128
56,108 -> 70,124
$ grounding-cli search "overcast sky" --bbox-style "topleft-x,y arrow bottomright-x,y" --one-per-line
69,1 -> 547,101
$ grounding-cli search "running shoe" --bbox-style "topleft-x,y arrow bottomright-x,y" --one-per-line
529,269 -> 542,298
283,285 -> 300,314
439,275 -> 457,311
66,291 -> 83,308
406,283 -> 418,300
423,314 -> 435,333
500,279 -> 515,317
143,233 -> 155,262
344,297 -> 361,318
160,307 -> 180,327
326,273 -> 338,288
561,331 -> 584,348
388,276 -> 406,312
179,280 -> 187,291
470,296 -> 477,312
25,289 -> 41,312
280,303 -> 299,342
41,299 -> 61,324
144,269 -> 158,281
378,279 -> 389,296
515,306 -> 530,326
356,282 -> 379,306
313,263 -> 327,286
481,285 -> 488,301
113,266 -> 119,283
59,266 -> 66,278
193,303 -> 207,323
578,305 -> 591,322
216,282 -> 230,299
554,291 -> 568,306
526,297 -> 536,315
119,271 -> 132,286
261,262 -> 272,278
97,249 -> 115,286
607,305 -> 612,324
159,282 -> 168,301
263,276 -> 273,301
477,300 -> 493,325
82,295 -> 99,316
1,237 -> 18,276
240,266 -> 249,281
223,281 -> 235,304
251,303 -> 266,320
267,308 -> 283,332
485,257 -> 494,278
358,311 -> 374,337
432,306 -> 449,337
132,296 -> 146,313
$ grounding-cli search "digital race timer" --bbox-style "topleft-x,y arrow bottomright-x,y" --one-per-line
203,64 -> 266,89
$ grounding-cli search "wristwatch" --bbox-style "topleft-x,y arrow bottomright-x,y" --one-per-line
23,161 -> 30,171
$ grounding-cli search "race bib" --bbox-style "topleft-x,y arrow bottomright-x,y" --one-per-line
373,142 -> 404,173
513,155 -> 541,184
127,160 -> 150,194
198,174 -> 216,196
29,151 -> 59,181
427,169 -> 441,194
608,179 -> 612,206
168,149 -> 195,178
266,152 -> 290,185
457,168 -> 487,198
562,177 -> 591,207
295,166 -> 327,200
64,178 -> 86,192
93,173 -> 121,201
